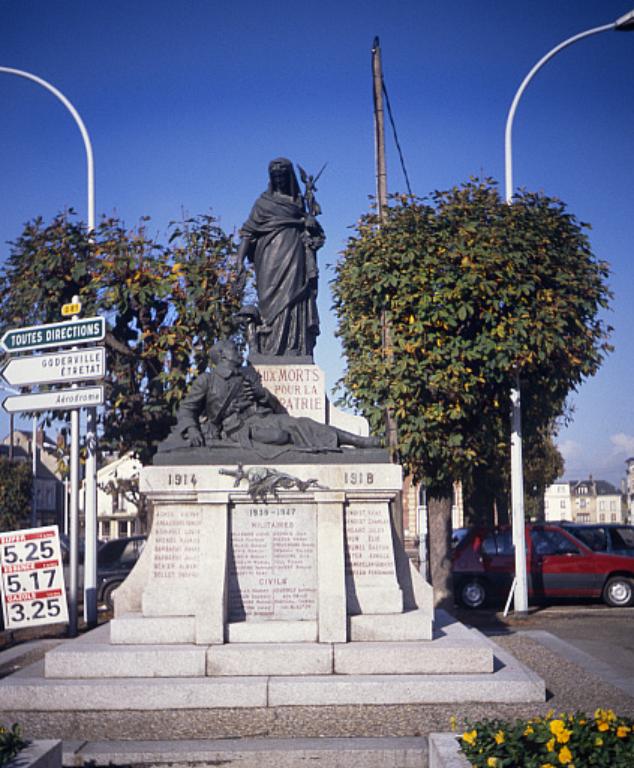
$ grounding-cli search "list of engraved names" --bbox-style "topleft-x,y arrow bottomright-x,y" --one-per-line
345,503 -> 394,578
229,503 -> 317,621
152,506 -> 202,581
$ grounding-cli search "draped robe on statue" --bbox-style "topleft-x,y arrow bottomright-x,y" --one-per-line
239,187 -> 320,358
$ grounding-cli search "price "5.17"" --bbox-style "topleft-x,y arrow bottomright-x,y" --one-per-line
0,525 -> 69,629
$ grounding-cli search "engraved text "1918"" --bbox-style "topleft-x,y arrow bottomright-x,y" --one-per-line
344,472 -> 374,485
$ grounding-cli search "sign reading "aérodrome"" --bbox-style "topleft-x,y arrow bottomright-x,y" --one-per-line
0,317 -> 105,354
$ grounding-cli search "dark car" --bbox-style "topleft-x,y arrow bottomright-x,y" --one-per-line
560,523 -> 634,558
452,523 -> 634,609
97,535 -> 146,609
59,533 -> 85,564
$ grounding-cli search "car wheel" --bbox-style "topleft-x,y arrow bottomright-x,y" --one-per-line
102,581 -> 123,611
602,576 -> 634,608
459,578 -> 487,609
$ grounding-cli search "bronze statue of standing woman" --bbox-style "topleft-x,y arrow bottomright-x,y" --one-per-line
236,158 -> 325,361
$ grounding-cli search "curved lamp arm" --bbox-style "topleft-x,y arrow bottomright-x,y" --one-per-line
504,22 -> 615,204
0,66 -> 95,231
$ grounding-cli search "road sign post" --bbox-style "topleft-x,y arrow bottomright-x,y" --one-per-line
0,308 -> 107,635
1,347 -> 106,387
0,317 -> 105,354
2,386 -> 104,413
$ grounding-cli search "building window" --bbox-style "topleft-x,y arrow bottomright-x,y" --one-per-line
560,500 -> 566,509
118,520 -> 129,538
600,514 -> 605,522
577,512 -> 590,523
599,500 -> 606,511
610,501 -> 617,511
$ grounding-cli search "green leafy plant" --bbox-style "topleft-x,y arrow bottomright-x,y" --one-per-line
333,180 -> 612,600
456,710 -> 634,767
0,458 -> 32,531
0,211 -> 244,464
0,723 -> 29,767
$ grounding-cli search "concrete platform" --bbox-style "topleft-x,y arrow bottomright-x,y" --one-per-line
61,737 -> 427,768
0,625 -> 544,710
37,611 -> 494,679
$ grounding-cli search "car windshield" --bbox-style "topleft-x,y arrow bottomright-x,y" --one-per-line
98,539 -> 129,566
98,538 -> 145,566
531,528 -> 579,555
481,530 -> 514,555
567,527 -> 607,552
612,527 -> 634,550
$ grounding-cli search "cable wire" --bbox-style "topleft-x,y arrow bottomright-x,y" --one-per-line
381,77 -> 413,196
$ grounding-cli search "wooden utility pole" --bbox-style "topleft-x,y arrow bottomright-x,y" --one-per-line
372,37 -> 403,536
372,37 -> 399,463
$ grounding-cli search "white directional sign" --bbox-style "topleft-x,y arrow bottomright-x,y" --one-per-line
2,385 -> 104,413
1,346 -> 106,387
0,316 -> 105,354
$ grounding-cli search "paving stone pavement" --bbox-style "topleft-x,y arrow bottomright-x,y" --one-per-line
2,616 -> 634,766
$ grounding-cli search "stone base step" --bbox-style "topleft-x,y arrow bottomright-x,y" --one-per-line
110,609 -> 433,644
61,737 -> 428,768
45,612 -> 489,679
1,636 -> 544,711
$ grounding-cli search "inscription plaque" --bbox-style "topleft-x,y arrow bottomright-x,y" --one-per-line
344,501 -> 403,614
255,364 -> 326,422
152,505 -> 202,581
228,503 -> 317,621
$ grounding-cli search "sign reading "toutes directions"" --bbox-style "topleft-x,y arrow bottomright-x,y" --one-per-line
1,347 -> 106,387
0,317 -> 105,353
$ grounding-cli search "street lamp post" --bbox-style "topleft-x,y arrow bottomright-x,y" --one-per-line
504,9 -> 634,616
0,66 -> 99,633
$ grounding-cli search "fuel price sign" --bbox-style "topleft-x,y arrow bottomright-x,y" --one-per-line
0,526 -> 69,629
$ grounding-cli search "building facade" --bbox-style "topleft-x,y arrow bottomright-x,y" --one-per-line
544,477 -> 626,524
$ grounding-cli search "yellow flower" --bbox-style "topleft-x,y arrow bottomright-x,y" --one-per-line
494,730 -> 505,745
546,737 -> 556,752
462,729 -> 477,746
541,764 -> 555,768
597,721 -> 610,732
594,708 -> 616,723
524,725 -> 535,736
617,725 -> 631,738
558,745 -> 573,765
449,716 -> 457,732
550,720 -> 572,742
595,737 -> 603,746
487,759 -> 498,767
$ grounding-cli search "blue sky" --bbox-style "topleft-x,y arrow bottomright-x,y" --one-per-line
1,0 -> 633,485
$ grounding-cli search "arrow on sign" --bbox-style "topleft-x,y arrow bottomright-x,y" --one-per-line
1,347 -> 106,387
0,317 -> 105,354
2,386 -> 104,413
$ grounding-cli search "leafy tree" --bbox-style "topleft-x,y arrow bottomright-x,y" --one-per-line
0,458 -> 32,531
0,211 -> 244,463
333,180 -> 611,604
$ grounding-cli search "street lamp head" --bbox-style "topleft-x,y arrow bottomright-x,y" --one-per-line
615,9 -> 634,30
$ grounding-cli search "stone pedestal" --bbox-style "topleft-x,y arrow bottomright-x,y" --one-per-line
111,460 -> 432,645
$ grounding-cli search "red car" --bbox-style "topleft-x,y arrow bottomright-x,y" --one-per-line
452,523 -> 634,609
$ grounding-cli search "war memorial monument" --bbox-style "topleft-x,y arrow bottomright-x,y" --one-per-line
0,159 -> 544,757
